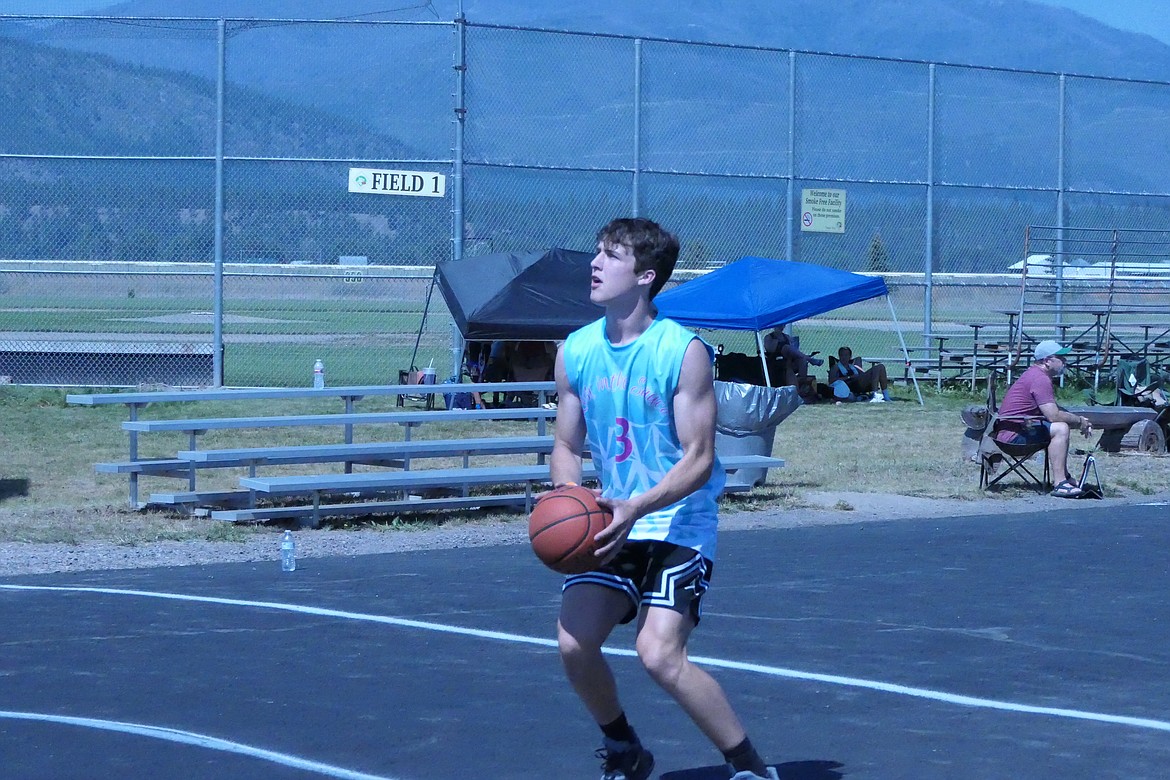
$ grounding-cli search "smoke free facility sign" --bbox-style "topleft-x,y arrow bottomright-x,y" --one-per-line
800,188 -> 846,233
348,168 -> 446,197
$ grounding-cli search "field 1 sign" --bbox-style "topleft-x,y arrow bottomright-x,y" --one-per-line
800,188 -> 846,233
348,168 -> 446,197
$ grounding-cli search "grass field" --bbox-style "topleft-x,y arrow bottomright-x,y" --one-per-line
1,382 -> 1167,546
1,277 -> 923,387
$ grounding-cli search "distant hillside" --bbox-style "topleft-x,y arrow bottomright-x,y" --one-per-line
467,0 -> 1170,82
0,28 -> 424,159
0,32 -> 444,265
9,0 -> 1169,165
46,0 -> 1170,81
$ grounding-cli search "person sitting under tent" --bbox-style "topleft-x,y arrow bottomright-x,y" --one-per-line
479,340 -> 512,407
454,341 -> 487,409
505,340 -> 557,407
827,346 -> 890,403
763,326 -> 822,400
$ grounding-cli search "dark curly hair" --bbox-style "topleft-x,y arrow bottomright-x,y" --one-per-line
596,217 -> 680,299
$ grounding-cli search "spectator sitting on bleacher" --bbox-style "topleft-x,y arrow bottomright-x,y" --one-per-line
827,346 -> 890,403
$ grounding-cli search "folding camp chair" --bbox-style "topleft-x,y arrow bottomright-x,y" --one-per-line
976,372 -> 1052,492
1116,357 -> 1169,408
980,435 -> 1051,491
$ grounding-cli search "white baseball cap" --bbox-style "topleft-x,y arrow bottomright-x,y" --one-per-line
1034,340 -> 1071,361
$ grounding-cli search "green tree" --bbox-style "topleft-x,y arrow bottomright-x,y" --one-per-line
682,240 -> 711,270
867,233 -> 891,273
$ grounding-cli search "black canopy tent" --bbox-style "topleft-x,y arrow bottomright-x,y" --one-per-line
409,248 -> 598,372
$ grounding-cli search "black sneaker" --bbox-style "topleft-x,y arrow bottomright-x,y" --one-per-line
596,738 -> 655,780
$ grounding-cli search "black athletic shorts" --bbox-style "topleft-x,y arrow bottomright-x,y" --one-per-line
562,540 -> 713,626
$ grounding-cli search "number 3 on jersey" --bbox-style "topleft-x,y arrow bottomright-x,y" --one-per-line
614,417 -> 633,462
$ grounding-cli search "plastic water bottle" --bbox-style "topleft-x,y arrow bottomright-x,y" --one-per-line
281,530 -> 296,572
312,359 -> 325,389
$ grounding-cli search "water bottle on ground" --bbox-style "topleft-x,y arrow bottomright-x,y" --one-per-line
281,530 -> 296,572
313,359 -> 325,389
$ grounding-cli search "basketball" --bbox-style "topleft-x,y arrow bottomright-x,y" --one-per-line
529,485 -> 613,574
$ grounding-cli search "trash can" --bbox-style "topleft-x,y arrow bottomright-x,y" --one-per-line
714,381 -> 803,488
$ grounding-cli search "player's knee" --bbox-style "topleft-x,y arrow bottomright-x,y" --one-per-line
636,637 -> 685,686
557,622 -> 600,662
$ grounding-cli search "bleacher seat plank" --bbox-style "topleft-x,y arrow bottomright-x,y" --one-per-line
210,493 -> 535,522
176,435 -> 554,467
123,406 -> 557,433
226,455 -> 784,526
151,457 -> 783,517
149,489 -> 259,507
94,458 -> 192,476
240,456 -> 782,496
67,381 -> 555,408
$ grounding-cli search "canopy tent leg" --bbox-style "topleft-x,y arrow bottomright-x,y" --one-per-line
408,270 -> 439,373
888,295 -> 924,405
755,330 -> 772,387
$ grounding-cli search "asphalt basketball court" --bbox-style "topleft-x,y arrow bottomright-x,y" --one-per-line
1,500 -> 1168,779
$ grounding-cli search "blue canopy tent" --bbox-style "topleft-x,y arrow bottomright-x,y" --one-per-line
655,256 -> 923,404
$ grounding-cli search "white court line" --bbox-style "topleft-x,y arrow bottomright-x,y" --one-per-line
0,710 -> 398,780
3,584 -> 1170,735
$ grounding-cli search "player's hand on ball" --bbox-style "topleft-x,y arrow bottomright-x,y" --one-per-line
592,496 -> 637,564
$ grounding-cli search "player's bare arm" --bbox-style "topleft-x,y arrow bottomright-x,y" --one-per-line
550,345 -> 588,488
594,338 -> 716,558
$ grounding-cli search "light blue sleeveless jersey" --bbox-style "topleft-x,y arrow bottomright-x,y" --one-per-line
562,316 -> 725,560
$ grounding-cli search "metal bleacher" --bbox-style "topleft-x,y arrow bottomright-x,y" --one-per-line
70,381 -> 786,525
1007,226 -> 1170,387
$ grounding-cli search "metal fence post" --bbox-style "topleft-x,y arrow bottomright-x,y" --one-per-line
786,50 -> 796,261
633,38 -> 642,217
924,63 -> 936,346
1056,73 -> 1067,327
453,9 -> 466,264
212,18 -> 226,387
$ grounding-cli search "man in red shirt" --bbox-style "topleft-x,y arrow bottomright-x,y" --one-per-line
994,340 -> 1093,497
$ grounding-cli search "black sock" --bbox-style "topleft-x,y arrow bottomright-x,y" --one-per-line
722,736 -> 767,776
600,712 -> 637,745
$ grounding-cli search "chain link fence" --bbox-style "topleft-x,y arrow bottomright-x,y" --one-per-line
2,14 -> 1169,386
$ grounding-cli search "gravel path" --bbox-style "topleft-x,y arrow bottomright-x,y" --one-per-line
2,490 -> 1165,577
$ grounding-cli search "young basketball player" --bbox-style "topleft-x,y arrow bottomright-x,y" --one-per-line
550,218 -> 778,780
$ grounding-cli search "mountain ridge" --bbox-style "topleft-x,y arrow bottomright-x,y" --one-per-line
46,0 -> 1170,82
